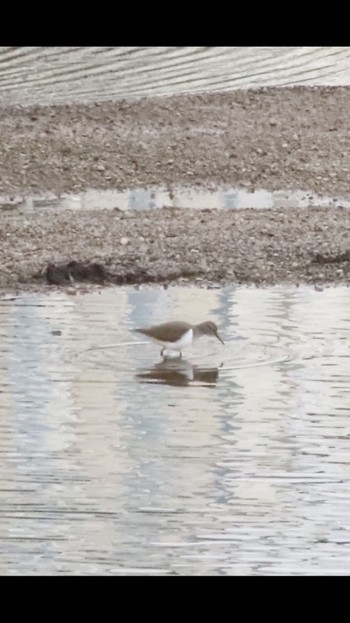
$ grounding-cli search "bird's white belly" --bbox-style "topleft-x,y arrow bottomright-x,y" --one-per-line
153,328 -> 193,350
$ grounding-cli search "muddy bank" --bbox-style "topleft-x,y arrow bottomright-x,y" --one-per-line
1,86 -> 350,293
1,205 -> 350,294
1,86 -> 350,199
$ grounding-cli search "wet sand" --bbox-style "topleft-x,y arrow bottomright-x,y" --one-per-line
1,86 -> 350,294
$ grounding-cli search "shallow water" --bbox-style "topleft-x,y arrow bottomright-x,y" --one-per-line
1,186 -> 350,213
0,47 -> 349,106
1,284 -> 350,575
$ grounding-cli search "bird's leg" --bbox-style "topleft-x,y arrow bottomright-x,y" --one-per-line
161,347 -> 165,357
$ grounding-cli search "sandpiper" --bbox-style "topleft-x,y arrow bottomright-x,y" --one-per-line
133,320 -> 224,357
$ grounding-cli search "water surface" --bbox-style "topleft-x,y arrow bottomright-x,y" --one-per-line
2,186 -> 350,213
0,47 -> 349,106
1,284 -> 350,574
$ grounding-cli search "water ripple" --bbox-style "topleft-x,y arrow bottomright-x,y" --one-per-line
0,47 -> 350,105
1,285 -> 350,574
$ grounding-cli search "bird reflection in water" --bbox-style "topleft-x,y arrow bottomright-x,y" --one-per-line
135,358 -> 221,387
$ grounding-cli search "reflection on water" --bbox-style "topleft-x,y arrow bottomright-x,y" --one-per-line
2,185 -> 350,213
0,47 -> 349,106
1,284 -> 350,574
135,359 -> 221,387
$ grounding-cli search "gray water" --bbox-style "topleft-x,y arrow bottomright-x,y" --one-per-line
1,284 -> 350,575
0,47 -> 349,106
2,186 -> 350,213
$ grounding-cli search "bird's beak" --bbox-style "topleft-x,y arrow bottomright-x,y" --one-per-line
215,331 -> 225,345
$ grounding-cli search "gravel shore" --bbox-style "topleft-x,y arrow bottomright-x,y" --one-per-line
1,86 -> 350,294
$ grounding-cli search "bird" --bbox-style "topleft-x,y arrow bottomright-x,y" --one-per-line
132,320 -> 224,357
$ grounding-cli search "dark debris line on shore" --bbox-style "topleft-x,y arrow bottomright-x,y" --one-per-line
44,260 -> 189,287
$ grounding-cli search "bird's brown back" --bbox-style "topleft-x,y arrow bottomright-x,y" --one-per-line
134,321 -> 193,343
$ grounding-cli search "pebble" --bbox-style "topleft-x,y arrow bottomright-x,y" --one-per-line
0,90 -> 350,293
